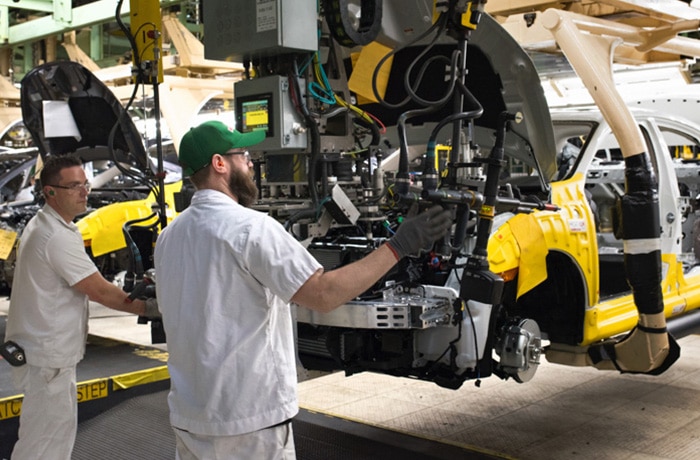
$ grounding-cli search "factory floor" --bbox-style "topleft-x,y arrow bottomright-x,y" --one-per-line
3,299 -> 700,459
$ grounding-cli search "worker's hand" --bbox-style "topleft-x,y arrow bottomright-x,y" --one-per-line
387,205 -> 452,259
128,279 -> 155,301
144,297 -> 161,318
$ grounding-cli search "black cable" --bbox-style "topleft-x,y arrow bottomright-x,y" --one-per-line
461,300 -> 481,383
115,0 -> 141,71
291,60 -> 322,208
371,13 -> 448,109
113,0 -> 151,184
424,313 -> 462,375
394,105 -> 443,195
121,212 -> 159,292
427,110 -> 485,147
403,50 -> 458,107
452,270 -> 483,384
284,208 -> 317,240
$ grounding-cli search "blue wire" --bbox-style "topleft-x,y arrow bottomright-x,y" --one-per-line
383,220 -> 396,235
316,196 -> 331,219
308,81 -> 336,105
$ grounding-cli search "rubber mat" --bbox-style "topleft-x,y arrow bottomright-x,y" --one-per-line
74,389 -> 174,459
0,318 -> 169,399
73,390 -> 500,460
293,408 -> 501,460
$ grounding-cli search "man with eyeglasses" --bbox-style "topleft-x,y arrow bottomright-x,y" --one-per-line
154,120 -> 452,459
4,154 -> 160,459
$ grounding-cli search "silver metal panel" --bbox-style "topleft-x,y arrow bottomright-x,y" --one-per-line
203,0 -> 317,62
325,184 -> 361,225
298,302 -> 411,329
296,294 -> 453,330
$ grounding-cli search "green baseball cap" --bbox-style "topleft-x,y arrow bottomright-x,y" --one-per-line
178,120 -> 266,176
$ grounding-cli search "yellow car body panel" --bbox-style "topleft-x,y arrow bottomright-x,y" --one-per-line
488,172 -> 700,346
582,253 -> 691,344
77,181 -> 181,257
488,173 -> 598,303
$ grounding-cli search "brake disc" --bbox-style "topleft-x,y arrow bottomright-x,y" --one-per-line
497,318 -> 543,383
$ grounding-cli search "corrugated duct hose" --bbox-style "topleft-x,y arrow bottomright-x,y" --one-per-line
587,152 -> 680,374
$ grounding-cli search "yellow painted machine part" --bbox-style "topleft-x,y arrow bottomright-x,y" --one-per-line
78,181 -> 181,257
432,1 -> 478,30
129,0 -> 164,83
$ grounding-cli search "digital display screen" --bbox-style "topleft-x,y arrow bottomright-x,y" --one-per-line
238,94 -> 273,137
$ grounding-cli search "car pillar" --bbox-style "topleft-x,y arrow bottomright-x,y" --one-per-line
541,8 -> 679,374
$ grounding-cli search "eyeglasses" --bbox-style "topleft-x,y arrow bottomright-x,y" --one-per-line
49,182 -> 92,193
224,150 -> 251,163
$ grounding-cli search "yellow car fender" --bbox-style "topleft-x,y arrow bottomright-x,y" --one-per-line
78,181 -> 181,257
487,212 -> 548,298
487,173 -> 599,304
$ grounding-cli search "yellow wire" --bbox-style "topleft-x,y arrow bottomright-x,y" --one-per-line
313,56 -> 374,125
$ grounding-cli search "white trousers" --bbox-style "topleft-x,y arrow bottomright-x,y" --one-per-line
174,422 -> 296,460
11,365 -> 78,460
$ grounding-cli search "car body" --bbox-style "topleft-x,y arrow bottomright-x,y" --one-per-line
0,61 -> 182,291
0,152 -> 183,289
291,9 -> 700,385
485,107 -> 700,366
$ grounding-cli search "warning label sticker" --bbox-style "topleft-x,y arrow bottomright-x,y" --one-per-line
257,0 -> 277,32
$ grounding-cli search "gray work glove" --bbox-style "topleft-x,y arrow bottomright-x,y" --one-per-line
387,205 -> 452,259
144,297 -> 161,318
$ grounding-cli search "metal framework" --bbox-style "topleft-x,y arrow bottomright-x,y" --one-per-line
487,0 -> 700,64
0,0 -> 184,46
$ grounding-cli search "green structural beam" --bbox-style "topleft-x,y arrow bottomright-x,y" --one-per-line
0,0 -> 53,14
90,24 -> 103,62
0,0 -> 184,46
0,8 -> 7,46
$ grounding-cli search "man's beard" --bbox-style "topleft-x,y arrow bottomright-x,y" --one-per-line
227,167 -> 258,207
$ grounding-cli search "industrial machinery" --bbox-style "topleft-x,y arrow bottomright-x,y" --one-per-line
197,0 -> 558,388
18,0 -> 700,390
194,0 -> 697,389
193,1 -> 557,388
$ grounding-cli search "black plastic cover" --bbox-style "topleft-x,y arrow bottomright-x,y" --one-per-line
20,61 -> 149,172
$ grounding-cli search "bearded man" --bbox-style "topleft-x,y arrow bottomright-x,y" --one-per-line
154,120 -> 452,459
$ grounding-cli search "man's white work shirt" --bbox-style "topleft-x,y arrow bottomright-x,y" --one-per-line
155,189 -> 322,436
5,205 -> 98,368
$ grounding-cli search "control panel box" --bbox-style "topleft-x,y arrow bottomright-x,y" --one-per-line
235,75 -> 308,153
203,0 -> 318,62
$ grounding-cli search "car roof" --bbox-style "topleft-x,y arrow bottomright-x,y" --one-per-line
551,105 -> 700,132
